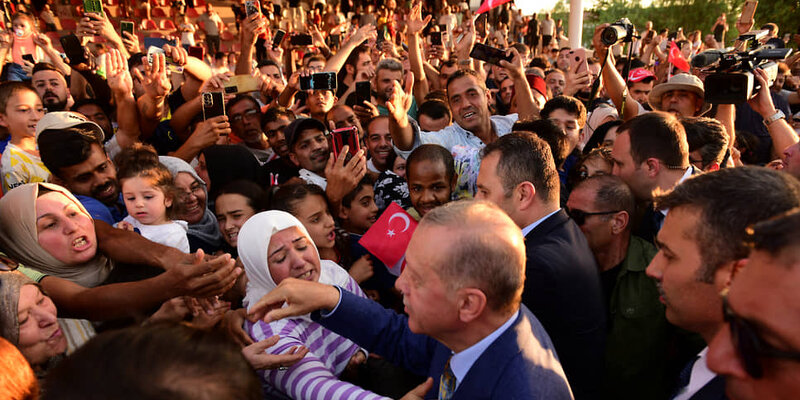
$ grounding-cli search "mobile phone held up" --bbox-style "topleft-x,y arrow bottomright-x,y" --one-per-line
82,0 -> 103,15
272,29 -> 286,49
120,20 -> 134,37
245,0 -> 260,17
355,81 -> 371,106
568,48 -> 588,75
59,34 -> 90,66
430,31 -> 443,46
330,126 -> 360,160
470,43 -> 513,66
201,92 -> 226,120
188,45 -> 204,60
21,54 -> 35,64
299,72 -> 337,91
223,75 -> 261,94
290,33 -> 313,46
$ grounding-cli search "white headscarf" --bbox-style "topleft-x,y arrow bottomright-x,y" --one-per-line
238,211 -> 352,316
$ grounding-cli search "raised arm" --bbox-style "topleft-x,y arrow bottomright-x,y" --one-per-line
747,68 -> 799,158
133,54 -> 171,140
105,49 -> 140,149
501,47 -> 538,119
323,24 -> 377,74
405,2 -> 431,103
236,13 -> 267,76
593,24 -> 639,121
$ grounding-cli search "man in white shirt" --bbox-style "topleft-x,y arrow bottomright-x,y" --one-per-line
198,4 -> 224,55
645,167 -> 800,400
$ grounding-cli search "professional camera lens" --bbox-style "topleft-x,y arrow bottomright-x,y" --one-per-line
601,24 -> 628,46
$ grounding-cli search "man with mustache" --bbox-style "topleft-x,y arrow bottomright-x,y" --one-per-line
261,106 -> 299,186
31,63 -> 73,112
36,112 -> 126,224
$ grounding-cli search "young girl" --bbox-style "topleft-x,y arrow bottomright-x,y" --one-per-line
7,13 -> 47,82
114,144 -> 190,252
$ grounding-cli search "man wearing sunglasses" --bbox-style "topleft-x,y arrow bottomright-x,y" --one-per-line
567,174 -> 671,399
228,95 -> 274,164
476,132 -> 605,400
645,167 -> 800,400
707,210 -> 800,400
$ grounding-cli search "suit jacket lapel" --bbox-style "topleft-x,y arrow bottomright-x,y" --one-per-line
526,209 -> 569,242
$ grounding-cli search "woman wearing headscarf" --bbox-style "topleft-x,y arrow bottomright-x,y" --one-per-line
197,145 -> 265,200
0,271 -> 95,378
160,156 -> 223,253
0,183 -> 236,321
239,211 -> 389,400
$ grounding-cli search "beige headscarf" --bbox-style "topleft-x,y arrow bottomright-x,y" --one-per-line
0,271 -> 36,345
0,183 -> 112,287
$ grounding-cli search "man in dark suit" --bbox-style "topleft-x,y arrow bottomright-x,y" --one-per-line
646,167 -> 800,400
476,133 -> 606,399
248,201 -> 573,399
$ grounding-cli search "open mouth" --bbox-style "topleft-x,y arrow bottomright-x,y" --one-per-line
72,236 -> 91,251
326,230 -> 336,242
226,230 -> 239,243
462,111 -> 476,120
296,270 -> 313,280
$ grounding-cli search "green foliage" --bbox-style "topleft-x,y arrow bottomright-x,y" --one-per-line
551,0 -> 799,48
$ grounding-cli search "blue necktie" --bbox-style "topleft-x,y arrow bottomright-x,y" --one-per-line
439,357 -> 456,400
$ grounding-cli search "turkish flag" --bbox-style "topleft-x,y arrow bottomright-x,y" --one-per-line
476,0 -> 511,14
668,41 -> 691,72
359,203 -> 417,276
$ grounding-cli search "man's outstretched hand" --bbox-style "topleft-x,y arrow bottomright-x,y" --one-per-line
246,278 -> 341,323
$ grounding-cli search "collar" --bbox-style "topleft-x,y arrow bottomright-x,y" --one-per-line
521,208 -> 561,237
449,309 -> 520,390
673,347 -> 716,400
660,167 -> 694,216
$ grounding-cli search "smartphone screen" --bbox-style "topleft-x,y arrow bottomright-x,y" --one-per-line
331,126 -> 360,159
202,92 -> 225,120
22,54 -> 35,64
272,29 -> 286,48
355,81 -> 371,105
60,34 -> 89,65
245,0 -> 260,17
430,32 -> 442,46
120,21 -> 134,37
290,33 -> 312,46
469,43 -> 512,66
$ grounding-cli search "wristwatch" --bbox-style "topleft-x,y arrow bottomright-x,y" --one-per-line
763,109 -> 785,126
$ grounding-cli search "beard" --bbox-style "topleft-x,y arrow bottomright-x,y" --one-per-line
43,92 -> 68,112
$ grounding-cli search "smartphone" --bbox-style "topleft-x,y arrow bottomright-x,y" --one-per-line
82,0 -> 103,15
21,54 -> 35,64
245,0 -> 260,17
439,24 -> 447,33
273,4 -> 281,16
377,26 -> 387,45
201,92 -> 225,120
355,81 -> 371,106
569,48 -> 588,75
289,0 -> 300,7
469,43 -> 513,66
60,34 -> 89,65
300,72 -> 337,91
272,29 -> 286,49
329,33 -> 340,48
147,46 -> 184,73
120,20 -> 134,37
330,126 -> 360,159
188,45 -> 204,59
430,31 -> 442,46
290,33 -> 312,46
143,37 -> 176,49
739,0 -> 758,24
224,75 -> 261,94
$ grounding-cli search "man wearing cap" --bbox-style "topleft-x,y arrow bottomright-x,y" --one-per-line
36,111 -> 127,224
627,68 -> 656,108
285,117 -> 367,205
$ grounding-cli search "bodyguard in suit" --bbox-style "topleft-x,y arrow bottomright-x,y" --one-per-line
247,201 -> 574,399
476,133 -> 606,399
645,167 -> 800,400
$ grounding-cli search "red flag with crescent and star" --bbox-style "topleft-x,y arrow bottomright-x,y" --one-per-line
359,203 -> 417,276
668,40 -> 691,72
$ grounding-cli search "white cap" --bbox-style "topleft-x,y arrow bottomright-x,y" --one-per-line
35,111 -> 105,142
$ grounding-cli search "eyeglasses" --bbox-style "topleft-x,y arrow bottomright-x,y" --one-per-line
230,109 -> 260,124
0,253 -> 19,271
721,290 -> 800,378
565,208 -> 620,226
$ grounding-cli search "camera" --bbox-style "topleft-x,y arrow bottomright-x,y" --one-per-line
601,18 -> 636,46
701,32 -> 793,104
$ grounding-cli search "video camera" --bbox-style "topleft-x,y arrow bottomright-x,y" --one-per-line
697,30 -> 793,104
601,18 -> 637,46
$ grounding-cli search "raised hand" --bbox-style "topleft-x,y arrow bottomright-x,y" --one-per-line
349,23 -> 377,45
200,71 -> 233,92
406,2 -> 431,35
121,31 -> 141,54
498,47 -> 525,79
105,49 -> 134,95
162,43 -> 188,67
453,15 -> 476,59
133,53 -> 171,99
189,115 -> 231,149
241,13 -> 266,45
166,249 -> 241,298
385,71 -> 415,123
32,32 -> 54,50
325,142 -> 367,204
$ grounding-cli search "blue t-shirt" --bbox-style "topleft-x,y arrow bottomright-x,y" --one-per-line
76,193 -> 128,225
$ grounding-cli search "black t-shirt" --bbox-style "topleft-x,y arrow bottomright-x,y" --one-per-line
600,263 -> 622,306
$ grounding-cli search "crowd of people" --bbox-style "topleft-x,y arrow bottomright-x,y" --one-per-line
1,0 -> 800,399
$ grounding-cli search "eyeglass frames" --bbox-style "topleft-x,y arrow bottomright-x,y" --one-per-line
565,208 -> 620,226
